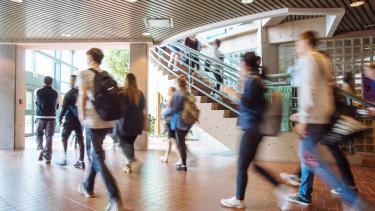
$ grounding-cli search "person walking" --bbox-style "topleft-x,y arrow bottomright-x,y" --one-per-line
286,31 -> 370,210
220,52 -> 290,210
204,39 -> 224,94
164,75 -> 194,171
77,48 -> 122,211
57,75 -> 85,169
160,87 -> 181,163
35,76 -> 59,164
185,35 -> 201,71
114,73 -> 146,174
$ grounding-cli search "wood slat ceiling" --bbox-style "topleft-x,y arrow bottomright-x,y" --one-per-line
282,15 -> 324,23
0,0 -> 374,43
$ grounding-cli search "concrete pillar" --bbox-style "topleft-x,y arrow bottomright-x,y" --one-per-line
0,45 -> 16,150
15,46 -> 26,150
130,43 -> 148,151
256,21 -> 279,74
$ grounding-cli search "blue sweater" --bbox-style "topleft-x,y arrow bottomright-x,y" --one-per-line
240,75 -> 266,131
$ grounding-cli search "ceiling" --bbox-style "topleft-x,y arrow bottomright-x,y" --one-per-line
1,0 -> 374,43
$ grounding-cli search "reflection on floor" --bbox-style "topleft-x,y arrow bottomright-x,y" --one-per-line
1,137 -> 375,210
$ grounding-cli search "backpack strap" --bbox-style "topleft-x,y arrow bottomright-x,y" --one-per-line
88,68 -> 98,74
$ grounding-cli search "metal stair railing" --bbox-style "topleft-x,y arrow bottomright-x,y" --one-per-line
150,47 -> 241,116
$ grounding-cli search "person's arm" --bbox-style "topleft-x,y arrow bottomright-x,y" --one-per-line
59,94 -> 69,124
241,77 -> 257,108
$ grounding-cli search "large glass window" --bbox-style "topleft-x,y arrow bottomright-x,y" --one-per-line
35,53 -> 55,76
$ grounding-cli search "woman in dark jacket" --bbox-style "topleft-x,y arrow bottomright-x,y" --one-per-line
115,73 -> 145,174
221,52 -> 290,210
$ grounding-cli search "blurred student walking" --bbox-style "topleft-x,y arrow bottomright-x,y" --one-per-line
114,73 -> 146,174
286,31 -> 371,210
160,87 -> 181,163
221,52 -> 290,210
77,48 -> 122,211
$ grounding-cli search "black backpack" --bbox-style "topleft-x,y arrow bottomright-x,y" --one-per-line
89,68 -> 122,121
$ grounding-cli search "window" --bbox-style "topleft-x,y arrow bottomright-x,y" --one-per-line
35,53 -> 55,76
61,64 -> 72,83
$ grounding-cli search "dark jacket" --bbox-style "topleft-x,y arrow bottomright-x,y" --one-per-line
184,37 -> 201,51
115,91 -> 145,136
240,74 -> 266,131
35,86 -> 59,119
59,87 -> 79,123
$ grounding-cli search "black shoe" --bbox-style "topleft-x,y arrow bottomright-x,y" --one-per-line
74,161 -> 85,169
176,165 -> 187,171
45,160 -> 51,164
286,194 -> 311,206
38,151 -> 43,161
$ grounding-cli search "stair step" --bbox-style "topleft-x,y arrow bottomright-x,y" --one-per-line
211,102 -> 238,110
224,110 -> 238,118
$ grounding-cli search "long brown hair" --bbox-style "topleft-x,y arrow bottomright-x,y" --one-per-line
123,73 -> 141,106
177,75 -> 188,91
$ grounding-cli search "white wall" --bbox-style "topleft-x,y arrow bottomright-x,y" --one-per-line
220,32 -> 257,54
0,45 -> 16,149
15,46 -> 26,149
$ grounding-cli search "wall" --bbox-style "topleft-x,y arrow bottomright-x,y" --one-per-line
130,43 -> 149,151
15,46 -> 26,149
0,45 -> 16,150
220,32 -> 257,54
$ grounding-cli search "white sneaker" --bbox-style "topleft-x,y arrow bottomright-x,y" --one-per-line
122,164 -> 132,174
274,184 -> 292,211
280,173 -> 301,186
175,159 -> 182,166
160,156 -> 168,163
220,196 -> 245,209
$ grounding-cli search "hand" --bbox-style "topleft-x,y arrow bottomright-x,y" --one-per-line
289,113 -> 299,122
295,123 -> 307,137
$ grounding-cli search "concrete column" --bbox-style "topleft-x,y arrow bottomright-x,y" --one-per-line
0,45 -> 16,150
15,46 -> 26,150
256,21 -> 279,74
130,43 -> 148,151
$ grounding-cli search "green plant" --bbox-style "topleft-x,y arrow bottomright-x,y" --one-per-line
104,49 -> 130,83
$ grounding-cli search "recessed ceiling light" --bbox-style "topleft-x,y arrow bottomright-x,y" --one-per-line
10,0 -> 23,2
242,0 -> 254,4
126,0 -> 138,2
61,33 -> 72,38
144,18 -> 173,28
350,0 -> 365,7
142,32 -> 151,36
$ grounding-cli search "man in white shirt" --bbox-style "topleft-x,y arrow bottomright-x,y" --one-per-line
286,31 -> 367,209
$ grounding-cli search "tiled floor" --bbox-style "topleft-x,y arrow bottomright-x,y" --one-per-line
1,137 -> 375,211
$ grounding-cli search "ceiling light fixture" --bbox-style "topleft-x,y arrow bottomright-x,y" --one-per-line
61,33 -> 72,38
126,0 -> 138,2
142,32 -> 151,36
144,18 -> 173,28
10,0 -> 23,2
242,0 -> 254,4
350,0 -> 365,7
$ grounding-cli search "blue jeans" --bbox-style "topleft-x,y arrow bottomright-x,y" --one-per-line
83,128 -> 120,201
298,124 -> 358,204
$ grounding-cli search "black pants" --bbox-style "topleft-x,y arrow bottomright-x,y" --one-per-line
61,118 -> 84,161
119,135 -> 138,162
205,61 -> 223,91
294,144 -> 356,187
175,129 -> 189,166
236,129 -> 280,200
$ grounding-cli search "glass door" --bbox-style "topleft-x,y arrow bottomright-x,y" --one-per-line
25,89 -> 35,137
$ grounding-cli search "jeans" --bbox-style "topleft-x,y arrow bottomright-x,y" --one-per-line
294,144 -> 356,187
61,118 -> 84,161
236,129 -> 279,200
119,135 -> 138,162
36,119 -> 56,161
204,61 -> 223,91
83,128 -> 120,201
175,129 -> 189,166
298,124 -> 358,204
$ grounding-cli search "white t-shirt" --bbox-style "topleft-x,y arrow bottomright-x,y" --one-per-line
79,68 -> 114,129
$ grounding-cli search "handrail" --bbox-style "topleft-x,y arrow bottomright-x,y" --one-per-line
150,48 -> 241,115
162,45 -> 239,84
337,89 -> 375,107
171,42 -> 241,78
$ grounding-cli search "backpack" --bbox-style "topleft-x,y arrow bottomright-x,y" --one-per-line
89,68 -> 122,121
181,93 -> 200,125
259,91 -> 283,136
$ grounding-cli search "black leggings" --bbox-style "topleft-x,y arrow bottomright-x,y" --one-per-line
119,135 -> 138,162
175,129 -> 189,166
236,129 -> 280,200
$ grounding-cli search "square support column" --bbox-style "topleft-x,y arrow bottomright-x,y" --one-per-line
0,45 -> 16,149
256,21 -> 279,74
130,43 -> 148,151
